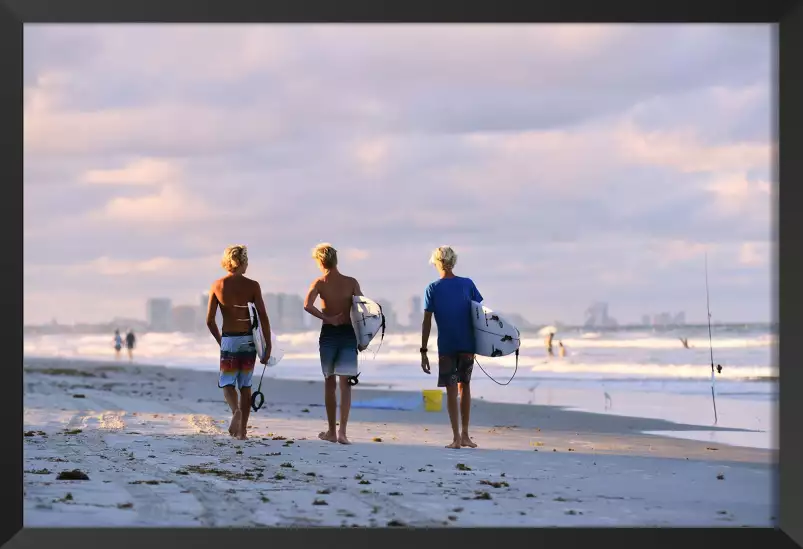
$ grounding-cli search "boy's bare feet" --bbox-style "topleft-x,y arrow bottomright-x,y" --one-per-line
461,434 -> 478,448
446,439 -> 462,449
337,431 -> 351,445
229,410 -> 242,437
318,430 -> 338,443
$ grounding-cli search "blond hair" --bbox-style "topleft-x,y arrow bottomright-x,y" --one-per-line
312,243 -> 338,269
430,246 -> 457,270
221,244 -> 248,273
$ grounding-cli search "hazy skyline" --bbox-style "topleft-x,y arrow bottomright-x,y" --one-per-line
23,24 -> 774,325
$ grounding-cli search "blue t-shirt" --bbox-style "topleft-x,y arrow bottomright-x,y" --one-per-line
423,276 -> 483,356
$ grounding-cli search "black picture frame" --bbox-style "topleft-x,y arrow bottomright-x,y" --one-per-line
5,0 -> 800,547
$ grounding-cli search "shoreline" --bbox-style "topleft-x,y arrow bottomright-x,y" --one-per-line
23,357 -> 776,527
24,357 -> 774,461
24,354 -> 776,450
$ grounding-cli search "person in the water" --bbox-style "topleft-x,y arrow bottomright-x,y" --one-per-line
125,330 -> 136,361
113,329 -> 123,359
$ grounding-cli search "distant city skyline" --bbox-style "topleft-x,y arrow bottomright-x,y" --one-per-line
29,291 -> 702,333
23,25 -> 773,326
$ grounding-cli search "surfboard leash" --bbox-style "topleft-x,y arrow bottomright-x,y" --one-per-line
249,302 -> 268,412
474,347 -> 519,386
251,361 -> 269,412
371,304 -> 387,359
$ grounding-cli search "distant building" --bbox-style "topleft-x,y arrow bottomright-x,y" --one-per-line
584,302 -> 618,328
377,299 -> 398,331
408,296 -> 424,327
650,311 -> 687,327
263,292 -> 306,332
280,294 -> 305,331
198,293 -> 222,331
264,293 -> 281,326
146,298 -> 173,332
172,305 -> 198,333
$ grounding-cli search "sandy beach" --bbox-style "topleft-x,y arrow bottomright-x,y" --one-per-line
23,357 -> 776,527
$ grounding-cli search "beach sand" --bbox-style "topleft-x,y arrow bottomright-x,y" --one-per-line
23,358 -> 776,527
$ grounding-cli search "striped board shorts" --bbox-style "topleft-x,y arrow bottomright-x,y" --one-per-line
218,332 -> 257,390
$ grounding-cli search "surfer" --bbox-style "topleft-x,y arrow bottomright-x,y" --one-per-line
558,340 -> 566,358
304,243 -> 366,445
125,330 -> 136,361
420,246 -> 483,450
113,330 -> 123,359
545,332 -> 554,356
206,244 -> 272,440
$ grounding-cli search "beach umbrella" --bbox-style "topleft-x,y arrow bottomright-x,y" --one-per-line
538,325 -> 557,336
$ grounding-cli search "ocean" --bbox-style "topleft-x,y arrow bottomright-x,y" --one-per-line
23,323 -> 777,449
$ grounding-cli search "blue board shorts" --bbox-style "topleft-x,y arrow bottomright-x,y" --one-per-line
218,332 -> 256,390
319,324 -> 358,378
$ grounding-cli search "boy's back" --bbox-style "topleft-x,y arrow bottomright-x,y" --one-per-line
314,272 -> 359,325
213,275 -> 259,332
424,276 -> 483,355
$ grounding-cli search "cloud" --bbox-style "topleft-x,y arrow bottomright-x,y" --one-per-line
615,123 -> 772,174
738,241 -> 770,267
82,158 -> 182,186
88,183 -> 213,227
22,24 -> 774,325
25,254 -> 220,278
353,138 -> 392,178
343,248 -> 371,261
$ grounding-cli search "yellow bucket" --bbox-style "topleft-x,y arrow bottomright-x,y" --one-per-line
422,389 -> 443,412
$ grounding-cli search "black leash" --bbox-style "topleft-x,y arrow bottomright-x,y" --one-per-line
474,308 -> 520,386
474,347 -> 519,386
249,303 -> 268,412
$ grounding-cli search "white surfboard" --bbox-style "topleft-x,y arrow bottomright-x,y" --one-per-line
471,300 -> 521,358
249,304 -> 284,366
350,296 -> 385,349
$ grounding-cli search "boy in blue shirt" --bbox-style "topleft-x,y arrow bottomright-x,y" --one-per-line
420,246 -> 483,449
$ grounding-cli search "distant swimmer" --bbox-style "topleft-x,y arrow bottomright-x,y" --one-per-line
545,332 -> 554,357
679,337 -> 690,349
207,245 -> 272,441
113,329 -> 123,359
125,330 -> 136,361
558,341 -> 566,358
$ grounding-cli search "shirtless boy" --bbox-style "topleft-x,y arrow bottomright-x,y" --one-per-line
303,243 -> 366,445
206,245 -> 271,440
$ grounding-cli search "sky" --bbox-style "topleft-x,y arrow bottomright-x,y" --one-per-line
23,24 -> 775,326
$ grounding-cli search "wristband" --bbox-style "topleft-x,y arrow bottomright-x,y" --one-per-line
420,347 -> 428,353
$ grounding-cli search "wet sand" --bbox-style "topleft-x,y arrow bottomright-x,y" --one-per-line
23,358 -> 776,527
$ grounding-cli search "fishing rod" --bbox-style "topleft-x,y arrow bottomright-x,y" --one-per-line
704,253 -> 722,425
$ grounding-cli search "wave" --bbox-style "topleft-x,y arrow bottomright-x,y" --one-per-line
23,330 -> 775,382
